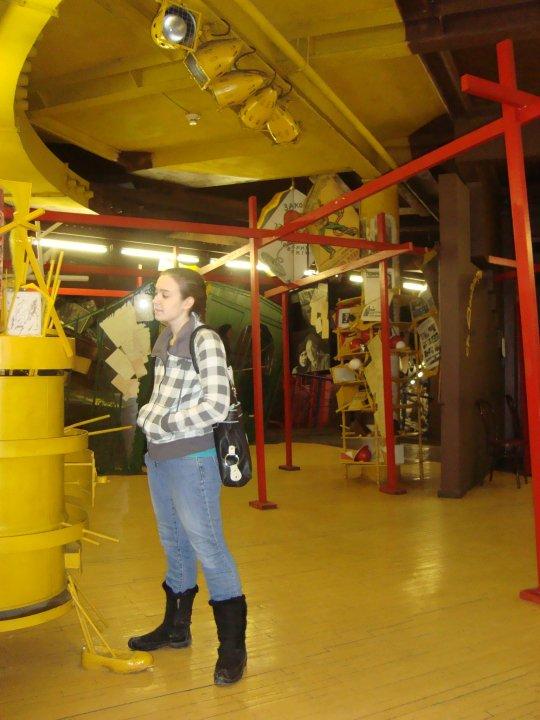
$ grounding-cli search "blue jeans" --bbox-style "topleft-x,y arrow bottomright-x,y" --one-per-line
145,452 -> 242,601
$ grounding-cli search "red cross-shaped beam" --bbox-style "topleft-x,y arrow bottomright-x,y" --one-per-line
462,40 -> 540,604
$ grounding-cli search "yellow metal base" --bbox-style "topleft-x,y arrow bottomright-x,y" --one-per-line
0,598 -> 72,632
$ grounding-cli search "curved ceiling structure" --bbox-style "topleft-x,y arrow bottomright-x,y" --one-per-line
0,0 -> 445,210
0,0 -> 92,210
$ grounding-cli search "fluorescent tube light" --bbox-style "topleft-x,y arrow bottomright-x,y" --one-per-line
37,238 -> 108,254
225,259 -> 270,273
177,253 -> 199,264
349,274 -> 364,284
403,280 -> 427,292
121,247 -> 199,264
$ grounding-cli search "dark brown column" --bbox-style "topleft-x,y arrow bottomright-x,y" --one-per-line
438,174 -> 504,497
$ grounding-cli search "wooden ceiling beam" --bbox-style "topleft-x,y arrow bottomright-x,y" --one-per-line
89,181 -> 248,226
397,0 -> 540,53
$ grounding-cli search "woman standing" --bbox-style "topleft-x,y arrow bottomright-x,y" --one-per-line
129,267 -> 247,686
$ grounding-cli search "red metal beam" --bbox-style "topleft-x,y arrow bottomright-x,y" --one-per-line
4,206 -> 400,252
376,214 -> 405,496
270,119 -> 506,239
264,245 -> 413,299
461,74 -> 540,109
57,288 -> 129,297
485,40 -> 540,603
3,206 -> 429,256
247,196 -> 277,511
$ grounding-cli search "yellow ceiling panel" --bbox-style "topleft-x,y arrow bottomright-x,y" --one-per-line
312,54 -> 445,145
237,0 -> 402,39
29,0 -> 158,81
1,0 -> 449,206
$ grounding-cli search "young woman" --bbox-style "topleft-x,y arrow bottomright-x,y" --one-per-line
129,267 -> 247,686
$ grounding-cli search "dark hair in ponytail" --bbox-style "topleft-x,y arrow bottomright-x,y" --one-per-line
160,267 -> 207,319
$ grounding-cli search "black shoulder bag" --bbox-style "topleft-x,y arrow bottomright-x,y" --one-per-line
190,325 -> 252,487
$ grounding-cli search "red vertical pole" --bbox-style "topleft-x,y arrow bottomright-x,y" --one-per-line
279,291 -> 300,471
248,196 -> 277,510
495,40 -> 540,600
378,213 -> 405,494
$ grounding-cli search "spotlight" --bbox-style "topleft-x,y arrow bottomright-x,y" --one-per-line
239,86 -> 278,130
185,38 -> 245,89
209,71 -> 267,108
151,2 -> 201,51
266,105 -> 300,144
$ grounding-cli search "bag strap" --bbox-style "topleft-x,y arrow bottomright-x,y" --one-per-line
189,325 -> 238,403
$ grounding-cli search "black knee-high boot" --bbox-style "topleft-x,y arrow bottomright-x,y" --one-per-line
128,583 -> 198,651
210,595 -> 247,685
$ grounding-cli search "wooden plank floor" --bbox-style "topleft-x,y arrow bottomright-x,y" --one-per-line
2,443 -> 540,720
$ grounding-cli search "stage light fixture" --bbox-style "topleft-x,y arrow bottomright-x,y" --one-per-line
151,2 -> 201,51
239,86 -> 278,130
209,71 -> 267,108
185,38 -> 245,89
266,104 -> 300,144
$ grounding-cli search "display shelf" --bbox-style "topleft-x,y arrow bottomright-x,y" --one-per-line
332,292 -> 428,486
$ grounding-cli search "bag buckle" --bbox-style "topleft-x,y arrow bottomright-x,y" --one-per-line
225,445 -> 242,482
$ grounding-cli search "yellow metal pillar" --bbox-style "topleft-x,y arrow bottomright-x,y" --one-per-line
0,337 -> 87,631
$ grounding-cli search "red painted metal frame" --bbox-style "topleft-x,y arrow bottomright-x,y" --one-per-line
486,40 -> 540,604
376,214 -> 406,495
254,40 -> 540,550
278,291 -> 300,472
264,234 -> 413,477
6,40 -> 538,534
57,288 -> 129,297
5,206 -> 399,253
246,196 -> 277,510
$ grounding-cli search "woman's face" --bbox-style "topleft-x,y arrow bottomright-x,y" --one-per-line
153,275 -> 192,325
298,350 -> 308,367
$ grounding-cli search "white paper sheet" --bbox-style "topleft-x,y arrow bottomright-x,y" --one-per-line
6,291 -> 42,336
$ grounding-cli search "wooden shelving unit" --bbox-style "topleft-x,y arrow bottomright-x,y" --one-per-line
332,294 -> 431,485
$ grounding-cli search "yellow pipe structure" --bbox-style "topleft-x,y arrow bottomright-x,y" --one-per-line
0,336 -> 87,632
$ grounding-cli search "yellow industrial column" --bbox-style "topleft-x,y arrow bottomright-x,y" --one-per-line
0,336 -> 87,631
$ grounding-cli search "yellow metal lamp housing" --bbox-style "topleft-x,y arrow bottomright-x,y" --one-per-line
185,39 -> 245,90
239,86 -> 279,130
266,105 -> 300,144
210,71 -> 267,108
151,2 -> 202,51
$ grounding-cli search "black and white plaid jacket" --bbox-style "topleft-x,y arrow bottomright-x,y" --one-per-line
137,318 -> 230,445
